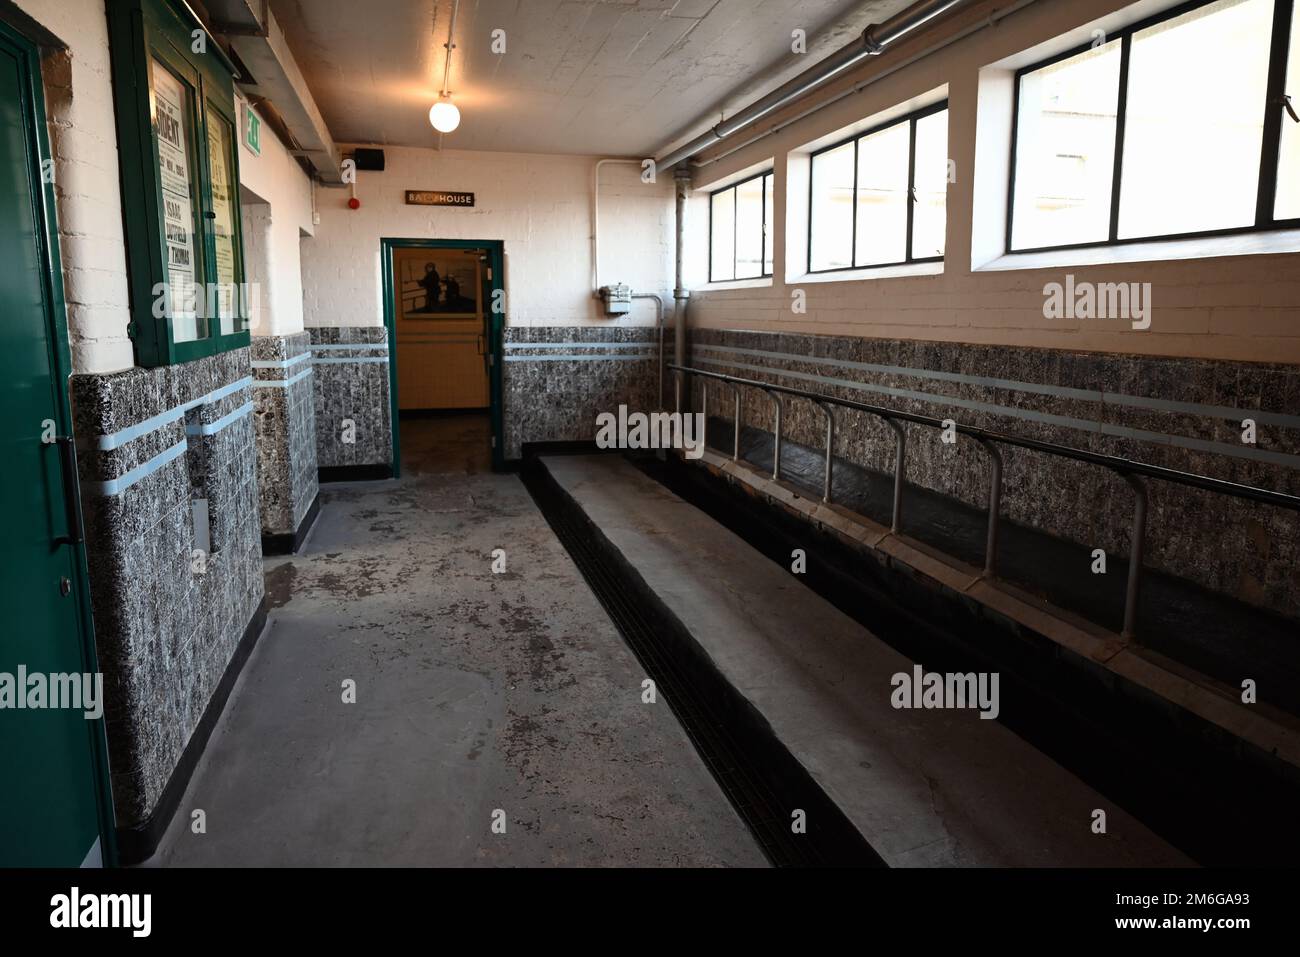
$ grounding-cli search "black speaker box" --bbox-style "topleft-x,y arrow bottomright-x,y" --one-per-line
352,148 -> 385,171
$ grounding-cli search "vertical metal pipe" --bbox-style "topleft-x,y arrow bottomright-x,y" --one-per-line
977,438 -> 1003,578
1121,473 -> 1148,639
769,391 -> 783,480
631,293 -> 665,409
886,419 -> 906,533
672,168 -> 690,412
700,382 -> 708,452
732,385 -> 742,461
820,402 -> 835,503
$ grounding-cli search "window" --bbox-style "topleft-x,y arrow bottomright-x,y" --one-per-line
108,0 -> 250,366
808,102 -> 948,273
709,170 -> 773,282
1010,0 -> 1300,252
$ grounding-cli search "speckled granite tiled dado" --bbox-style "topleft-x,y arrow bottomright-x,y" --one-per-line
688,328 -> 1300,619
308,326 -> 392,469
70,348 -> 264,827
252,333 -> 318,536
503,326 -> 662,459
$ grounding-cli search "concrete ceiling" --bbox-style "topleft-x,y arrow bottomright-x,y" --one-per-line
269,0 -> 916,157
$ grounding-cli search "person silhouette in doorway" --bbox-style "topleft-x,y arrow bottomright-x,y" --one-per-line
418,262 -> 441,312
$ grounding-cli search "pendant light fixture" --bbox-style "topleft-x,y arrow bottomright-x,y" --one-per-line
429,98 -> 460,133
430,0 -> 462,134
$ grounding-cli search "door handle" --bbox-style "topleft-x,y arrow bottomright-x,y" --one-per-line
52,435 -> 84,547
476,334 -> 485,355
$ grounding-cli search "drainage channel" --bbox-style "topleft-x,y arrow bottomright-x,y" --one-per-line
520,452 -> 884,868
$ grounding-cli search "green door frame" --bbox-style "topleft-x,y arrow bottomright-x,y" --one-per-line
0,17 -> 118,866
380,238 -> 507,473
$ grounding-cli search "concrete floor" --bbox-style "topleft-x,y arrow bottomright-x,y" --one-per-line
153,414 -> 764,866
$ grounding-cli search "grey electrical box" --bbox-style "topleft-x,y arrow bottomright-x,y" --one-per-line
598,283 -> 632,316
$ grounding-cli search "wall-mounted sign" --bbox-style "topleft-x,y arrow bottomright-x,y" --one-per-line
405,189 -> 475,208
241,100 -> 261,156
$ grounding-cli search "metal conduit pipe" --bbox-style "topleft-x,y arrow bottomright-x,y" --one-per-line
695,0 -> 1043,170
630,293 -> 667,410
653,0 -> 972,171
672,168 -> 690,411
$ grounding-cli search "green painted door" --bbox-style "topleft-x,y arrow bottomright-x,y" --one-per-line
0,22 -> 108,867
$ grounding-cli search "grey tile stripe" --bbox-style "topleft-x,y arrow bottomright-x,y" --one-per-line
504,342 -> 656,350
694,355 -> 1300,471
312,357 -> 390,364
250,352 -> 311,370
310,342 -> 388,351
79,376 -> 253,451
80,439 -> 188,497
253,366 -> 314,388
501,356 -> 655,361
694,343 -> 1300,430
184,401 -> 255,437
84,397 -> 257,496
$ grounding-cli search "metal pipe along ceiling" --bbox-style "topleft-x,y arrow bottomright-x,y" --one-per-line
653,0 -> 972,171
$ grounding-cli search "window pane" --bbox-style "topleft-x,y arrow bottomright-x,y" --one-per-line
912,109 -> 948,259
854,122 -> 909,266
710,188 -> 735,282
1011,41 -> 1121,250
207,112 -> 242,335
1275,7 -> 1300,220
763,172 -> 774,275
151,59 -> 205,342
1119,0 -> 1274,238
735,176 -> 764,279
810,141 -> 855,270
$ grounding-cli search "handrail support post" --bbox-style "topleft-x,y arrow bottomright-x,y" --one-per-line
819,402 -> 835,503
886,419 -> 906,534
767,390 -> 783,481
1121,472 -> 1148,640
731,384 -> 742,462
976,438 -> 1003,578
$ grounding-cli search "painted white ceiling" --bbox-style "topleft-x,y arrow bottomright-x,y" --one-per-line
270,0 -> 916,157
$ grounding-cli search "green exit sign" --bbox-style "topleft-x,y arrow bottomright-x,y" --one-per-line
242,102 -> 261,156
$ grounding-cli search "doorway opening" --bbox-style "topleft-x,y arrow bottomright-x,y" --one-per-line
381,238 -> 505,474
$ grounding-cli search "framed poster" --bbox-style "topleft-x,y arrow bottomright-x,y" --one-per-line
151,58 -> 200,341
397,253 -> 481,320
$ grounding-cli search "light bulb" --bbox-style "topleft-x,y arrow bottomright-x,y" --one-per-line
429,99 -> 461,133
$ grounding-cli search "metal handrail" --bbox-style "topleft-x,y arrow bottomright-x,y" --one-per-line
671,363 -> 1300,640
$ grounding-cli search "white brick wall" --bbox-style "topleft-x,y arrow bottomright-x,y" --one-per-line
18,0 -> 134,373
300,145 -> 674,329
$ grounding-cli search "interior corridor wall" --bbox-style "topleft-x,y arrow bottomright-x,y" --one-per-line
237,98 -> 319,543
300,145 -> 675,463
10,0 -> 264,859
236,97 -> 314,336
682,0 -> 1300,619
